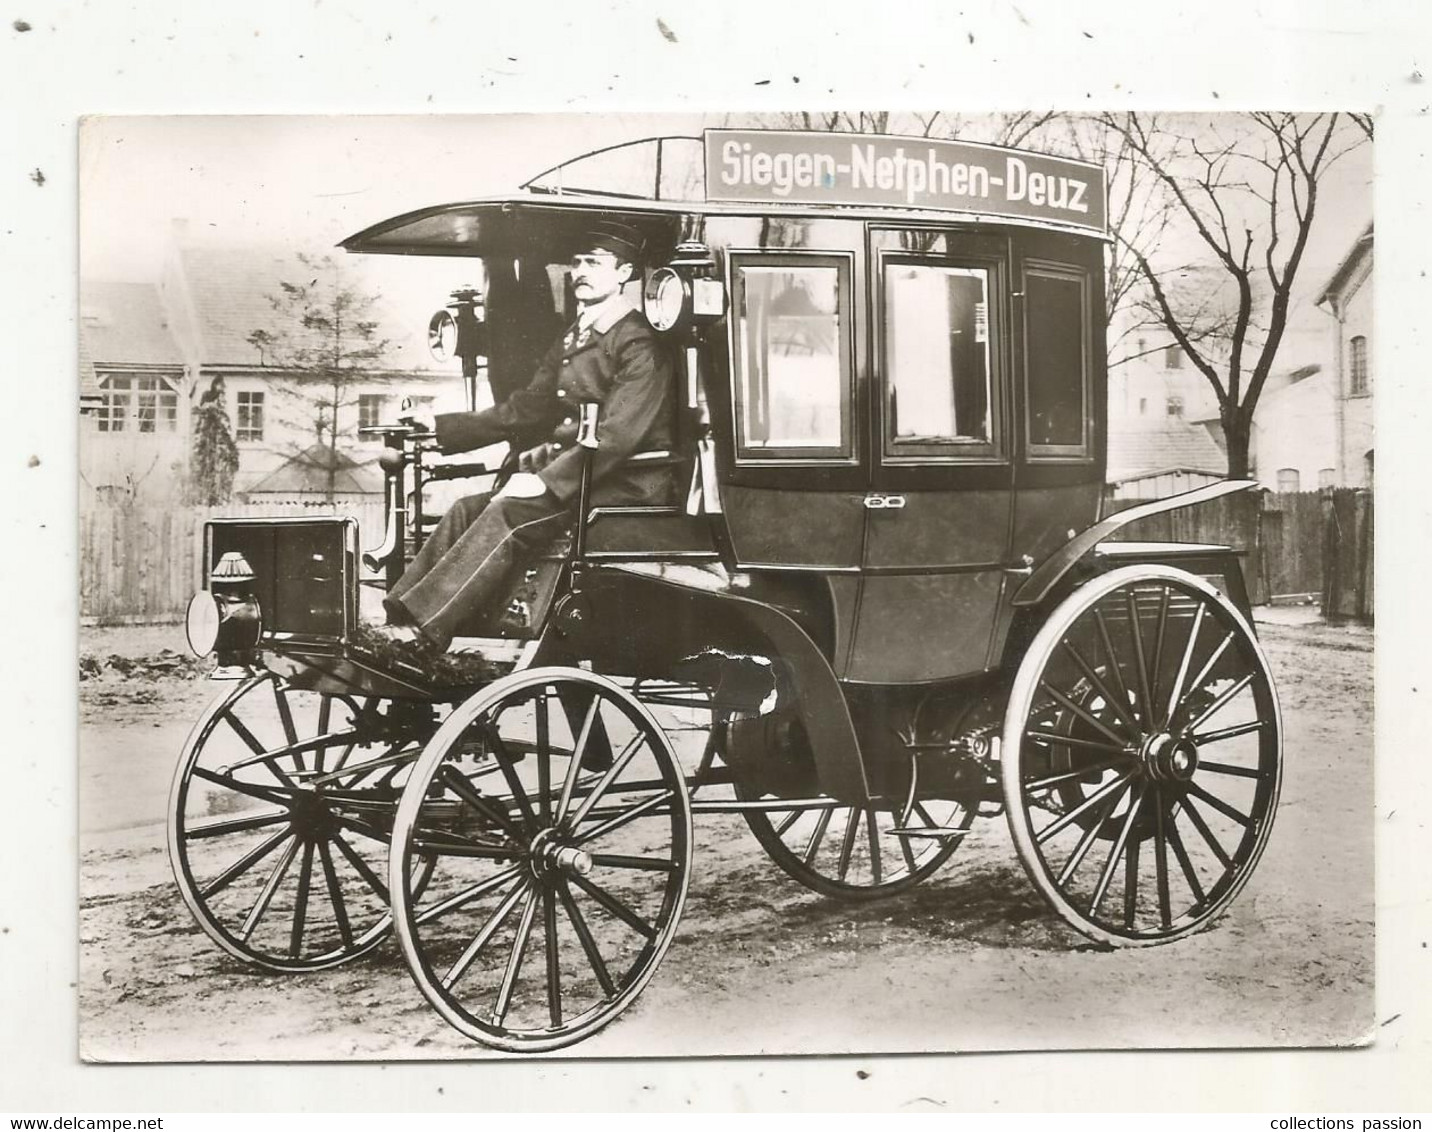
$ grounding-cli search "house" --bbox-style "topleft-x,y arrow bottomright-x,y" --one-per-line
81,229 -> 460,502
1250,363 -> 1338,492
79,280 -> 189,501
1106,417 -> 1228,501
1317,223 -> 1374,488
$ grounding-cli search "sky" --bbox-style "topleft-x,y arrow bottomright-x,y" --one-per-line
79,111 -> 1373,376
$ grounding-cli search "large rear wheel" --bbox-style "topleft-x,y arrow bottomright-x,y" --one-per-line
1001,565 -> 1282,947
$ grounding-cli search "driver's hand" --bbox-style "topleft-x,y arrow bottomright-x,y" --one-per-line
495,472 -> 549,500
397,398 -> 435,433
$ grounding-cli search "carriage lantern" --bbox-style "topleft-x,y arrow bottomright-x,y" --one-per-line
184,550 -> 262,678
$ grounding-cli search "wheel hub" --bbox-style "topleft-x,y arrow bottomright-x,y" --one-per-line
528,828 -> 593,880
1139,732 -> 1199,782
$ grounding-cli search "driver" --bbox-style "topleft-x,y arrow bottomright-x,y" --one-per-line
379,219 -> 674,651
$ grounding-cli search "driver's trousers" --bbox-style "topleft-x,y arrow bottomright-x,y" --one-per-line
383,490 -> 568,651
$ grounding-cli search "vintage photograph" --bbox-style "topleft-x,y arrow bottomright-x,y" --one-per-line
78,111 -> 1374,1061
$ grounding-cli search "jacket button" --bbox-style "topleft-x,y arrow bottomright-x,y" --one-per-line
557,388 -> 567,397
562,359 -> 571,367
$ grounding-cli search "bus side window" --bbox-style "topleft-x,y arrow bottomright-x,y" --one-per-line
1024,266 -> 1091,457
730,253 -> 854,462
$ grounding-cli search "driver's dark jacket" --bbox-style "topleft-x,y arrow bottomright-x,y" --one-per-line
433,308 -> 675,505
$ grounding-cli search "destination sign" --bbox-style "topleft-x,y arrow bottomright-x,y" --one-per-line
704,129 -> 1107,234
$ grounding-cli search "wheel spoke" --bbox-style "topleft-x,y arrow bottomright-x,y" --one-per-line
1199,758 -> 1266,780
774,809 -> 802,838
569,872 -> 657,940
1092,607 -> 1134,727
288,840 -> 315,958
273,679 -> 301,767
1040,681 -> 1129,748
1184,780 -> 1252,827
240,837 -> 299,942
1174,631 -> 1237,726
223,712 -> 298,789
1183,674 -> 1256,735
441,879 -> 529,992
1191,720 -> 1265,746
835,809 -> 860,881
200,827 -> 291,899
415,865 -> 524,927
317,839 -> 354,950
1149,585 -> 1172,709
1178,795 -> 1235,869
801,808 -> 834,867
1025,755 -> 1129,794
1025,730 -> 1128,756
572,789 -> 673,846
1164,810 -> 1207,904
591,853 -> 678,873
315,696 -> 333,774
554,697 -> 602,823
543,884 -> 562,1027
439,765 -> 527,842
889,803 -> 919,874
1056,780 -> 1127,886
1122,828 -> 1142,929
1035,769 -> 1137,845
1125,588 -> 1155,728
564,734 -> 648,831
185,809 -> 290,840
485,728 -> 540,833
558,882 -> 616,997
331,831 -> 389,904
191,765 -> 291,807
864,807 -> 883,886
1060,639 -> 1138,737
1162,602 -> 1207,728
492,888 -> 540,1026
1089,782 -> 1145,917
1154,788 -> 1173,929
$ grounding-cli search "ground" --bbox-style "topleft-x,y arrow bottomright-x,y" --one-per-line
77,612 -> 1374,1061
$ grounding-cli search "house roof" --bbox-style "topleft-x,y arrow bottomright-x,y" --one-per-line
175,243 -> 436,371
243,442 -> 383,496
1107,419 -> 1229,484
1317,222 -> 1373,306
80,280 -> 184,367
78,333 -> 103,409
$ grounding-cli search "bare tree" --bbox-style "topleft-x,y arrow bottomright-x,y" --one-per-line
1101,112 -> 1368,477
246,254 -> 391,502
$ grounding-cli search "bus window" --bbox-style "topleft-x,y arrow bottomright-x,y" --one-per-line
882,262 -> 997,460
730,253 -> 854,462
1024,266 -> 1091,457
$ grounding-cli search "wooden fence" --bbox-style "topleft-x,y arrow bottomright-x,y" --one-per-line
79,489 -> 1374,625
1103,488 -> 1374,623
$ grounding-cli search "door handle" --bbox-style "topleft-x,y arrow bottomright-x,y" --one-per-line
862,494 -> 907,510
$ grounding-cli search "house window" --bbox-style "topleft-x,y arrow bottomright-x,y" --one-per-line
731,254 -> 853,461
1276,468 -> 1300,493
1349,335 -> 1369,395
358,394 -> 385,432
97,375 -> 179,434
1138,397 -> 1148,416
1318,467 -> 1337,489
1024,266 -> 1089,457
1166,394 -> 1185,419
884,260 -> 998,459
1164,345 -> 1183,369
236,391 -> 265,442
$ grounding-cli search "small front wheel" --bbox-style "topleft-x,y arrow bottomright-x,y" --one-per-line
388,668 -> 693,1052
1002,565 -> 1282,947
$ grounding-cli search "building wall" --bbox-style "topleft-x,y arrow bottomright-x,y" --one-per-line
1337,265 -> 1374,488
1251,371 -> 1338,492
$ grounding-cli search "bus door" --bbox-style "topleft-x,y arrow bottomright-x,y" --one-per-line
845,228 -> 1016,683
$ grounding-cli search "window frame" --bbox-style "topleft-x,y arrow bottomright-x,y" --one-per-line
235,389 -> 266,444
1021,260 -> 1094,462
727,249 -> 858,466
96,372 -> 179,435
1349,335 -> 1369,396
875,248 -> 1007,466
358,393 -> 385,433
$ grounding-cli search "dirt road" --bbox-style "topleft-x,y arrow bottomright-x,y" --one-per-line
78,618 -> 1373,1061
